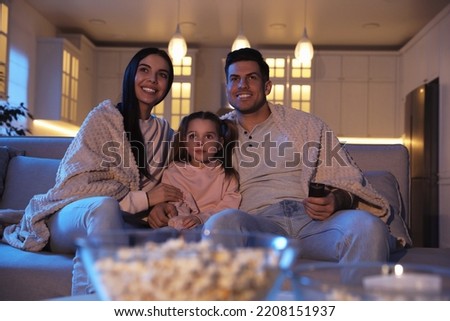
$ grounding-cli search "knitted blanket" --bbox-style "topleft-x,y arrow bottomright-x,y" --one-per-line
223,103 -> 390,221
2,100 -> 140,251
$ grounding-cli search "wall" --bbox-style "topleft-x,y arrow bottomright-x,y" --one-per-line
8,0 -> 57,113
400,4 -> 450,248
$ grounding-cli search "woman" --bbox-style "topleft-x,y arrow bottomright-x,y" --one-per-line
3,47 -> 183,295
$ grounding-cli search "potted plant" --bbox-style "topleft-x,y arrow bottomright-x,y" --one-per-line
0,99 -> 33,136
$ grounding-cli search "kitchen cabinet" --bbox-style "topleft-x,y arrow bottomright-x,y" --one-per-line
401,24 -> 440,97
35,37 -> 80,123
62,34 -> 97,125
313,52 -> 398,137
96,48 -> 136,104
313,81 -> 341,134
342,55 -> 368,81
313,54 -> 342,135
341,81 -> 368,136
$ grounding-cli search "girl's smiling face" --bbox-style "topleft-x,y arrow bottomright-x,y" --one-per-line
185,118 -> 223,167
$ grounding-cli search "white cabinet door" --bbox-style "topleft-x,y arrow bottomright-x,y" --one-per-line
313,51 -> 398,138
313,54 -> 342,80
95,49 -> 140,105
401,24 -> 439,96
369,56 -> 397,81
97,51 -> 122,78
341,82 -> 368,137
368,82 -> 396,137
96,77 -> 122,105
313,81 -> 342,135
342,56 -> 369,81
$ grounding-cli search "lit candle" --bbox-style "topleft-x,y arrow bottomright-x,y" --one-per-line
362,264 -> 442,293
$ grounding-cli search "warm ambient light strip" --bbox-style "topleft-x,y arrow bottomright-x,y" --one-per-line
33,119 -> 80,137
338,137 -> 404,145
33,119 -> 403,145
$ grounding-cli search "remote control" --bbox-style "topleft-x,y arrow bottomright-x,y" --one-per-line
308,182 -> 326,197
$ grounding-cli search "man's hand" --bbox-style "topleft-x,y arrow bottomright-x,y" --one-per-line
303,192 -> 337,221
146,184 -> 183,207
147,203 -> 178,228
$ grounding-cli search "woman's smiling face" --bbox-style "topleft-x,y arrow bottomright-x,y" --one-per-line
134,54 -> 171,109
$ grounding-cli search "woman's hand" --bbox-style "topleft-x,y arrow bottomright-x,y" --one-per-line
147,203 -> 178,228
303,192 -> 337,221
146,183 -> 182,207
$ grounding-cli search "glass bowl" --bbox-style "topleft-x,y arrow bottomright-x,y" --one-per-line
290,262 -> 450,300
77,229 -> 297,301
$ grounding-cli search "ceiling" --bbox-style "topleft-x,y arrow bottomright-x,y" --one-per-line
25,0 -> 450,50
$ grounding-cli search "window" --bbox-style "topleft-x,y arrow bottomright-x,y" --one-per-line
153,53 -> 195,130
0,1 -> 8,99
60,49 -> 79,123
263,50 -> 312,113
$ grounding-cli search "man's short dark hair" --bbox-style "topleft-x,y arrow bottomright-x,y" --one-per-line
224,48 -> 270,82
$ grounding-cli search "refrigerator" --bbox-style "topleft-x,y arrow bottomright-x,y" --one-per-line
404,78 -> 439,247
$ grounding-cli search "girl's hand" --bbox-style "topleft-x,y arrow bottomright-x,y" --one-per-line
146,183 -> 183,207
147,203 -> 178,228
168,215 -> 201,230
302,192 -> 337,221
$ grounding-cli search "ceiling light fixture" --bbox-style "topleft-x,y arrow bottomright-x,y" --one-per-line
89,18 -> 106,25
231,0 -> 251,52
168,0 -> 187,60
294,0 -> 314,64
362,22 -> 381,29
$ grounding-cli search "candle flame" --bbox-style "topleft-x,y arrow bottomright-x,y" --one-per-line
394,264 -> 404,276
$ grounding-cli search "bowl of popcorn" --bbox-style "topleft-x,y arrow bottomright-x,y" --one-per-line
77,229 -> 297,301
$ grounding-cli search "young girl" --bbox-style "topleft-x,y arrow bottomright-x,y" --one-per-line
161,111 -> 241,230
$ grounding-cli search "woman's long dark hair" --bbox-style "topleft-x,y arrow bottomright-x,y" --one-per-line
116,48 -> 174,178
171,111 -> 239,182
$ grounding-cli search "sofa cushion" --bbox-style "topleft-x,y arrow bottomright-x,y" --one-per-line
0,156 -> 60,210
0,146 -> 25,197
364,170 -> 413,247
0,242 -> 72,300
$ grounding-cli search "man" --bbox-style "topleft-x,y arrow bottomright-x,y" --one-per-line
203,48 -> 398,263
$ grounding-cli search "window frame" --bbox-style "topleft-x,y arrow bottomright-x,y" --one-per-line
261,49 -> 313,113
0,0 -> 9,100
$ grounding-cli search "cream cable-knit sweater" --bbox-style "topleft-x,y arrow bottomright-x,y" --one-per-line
3,100 -> 140,251
223,103 -> 390,221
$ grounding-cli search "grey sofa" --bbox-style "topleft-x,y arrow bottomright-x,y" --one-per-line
0,136 -> 449,301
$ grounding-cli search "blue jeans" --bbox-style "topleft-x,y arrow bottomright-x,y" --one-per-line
47,196 -> 124,295
204,200 -> 396,263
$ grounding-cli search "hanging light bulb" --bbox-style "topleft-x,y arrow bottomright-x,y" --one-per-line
168,0 -> 187,60
295,0 -> 314,64
295,27 -> 314,63
168,24 -> 187,60
232,32 -> 251,51
231,0 -> 251,51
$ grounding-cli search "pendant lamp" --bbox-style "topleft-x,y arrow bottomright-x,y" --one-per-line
231,0 -> 250,51
294,0 -> 314,64
168,0 -> 187,60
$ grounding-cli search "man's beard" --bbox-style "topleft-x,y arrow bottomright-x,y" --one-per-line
232,99 -> 267,115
